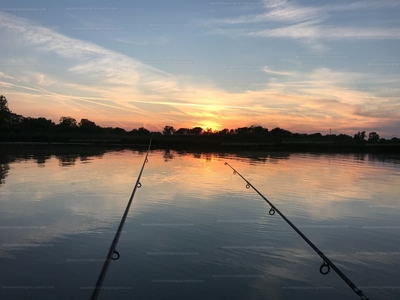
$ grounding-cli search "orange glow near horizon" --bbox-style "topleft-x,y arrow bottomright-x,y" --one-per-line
3,70 -> 399,138
6,90 -> 393,137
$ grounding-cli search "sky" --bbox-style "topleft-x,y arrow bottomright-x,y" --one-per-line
0,0 -> 399,137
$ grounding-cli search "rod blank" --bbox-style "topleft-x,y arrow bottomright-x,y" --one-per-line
90,140 -> 152,300
225,162 -> 370,300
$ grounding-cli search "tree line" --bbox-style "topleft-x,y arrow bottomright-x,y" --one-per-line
0,95 -> 397,145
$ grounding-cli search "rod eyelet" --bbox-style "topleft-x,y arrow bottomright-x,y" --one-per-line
112,250 -> 120,260
320,261 -> 330,275
269,208 -> 275,215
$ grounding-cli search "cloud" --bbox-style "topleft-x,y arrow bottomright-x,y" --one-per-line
202,0 -> 400,49
114,36 -> 169,46
261,0 -> 326,23
252,23 -> 400,40
263,66 -> 297,76
0,12 -> 188,123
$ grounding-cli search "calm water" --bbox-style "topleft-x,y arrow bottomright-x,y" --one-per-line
0,147 -> 399,300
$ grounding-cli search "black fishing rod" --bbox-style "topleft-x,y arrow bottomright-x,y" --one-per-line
224,162 -> 370,300
90,141 -> 152,300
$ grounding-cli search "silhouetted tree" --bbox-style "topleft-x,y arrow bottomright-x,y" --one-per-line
24,117 -> 55,130
368,132 -> 380,142
218,128 -> 230,135
163,125 -> 176,135
235,127 -> 252,135
79,118 -> 101,132
175,128 -> 190,135
353,131 -> 366,140
7,113 -> 24,126
59,116 -> 78,128
0,95 -> 10,113
112,127 -> 126,134
253,126 -> 268,136
79,118 -> 96,127
204,128 -> 213,135
137,127 -> 150,135
309,132 -> 322,138
270,127 -> 292,137
189,127 -> 203,135
337,134 -> 352,141
0,95 -> 11,124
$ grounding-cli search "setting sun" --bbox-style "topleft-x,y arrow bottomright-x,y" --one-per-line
198,121 -> 222,132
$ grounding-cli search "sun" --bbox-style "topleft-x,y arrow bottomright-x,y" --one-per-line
199,120 -> 222,132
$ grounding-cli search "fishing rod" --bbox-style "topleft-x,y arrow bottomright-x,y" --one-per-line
90,140 -> 152,300
224,162 -> 370,300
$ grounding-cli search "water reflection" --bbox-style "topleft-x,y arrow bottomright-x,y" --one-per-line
0,160 -> 9,184
0,147 -> 399,300
163,149 -> 174,161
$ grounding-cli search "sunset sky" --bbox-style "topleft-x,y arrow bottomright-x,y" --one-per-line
0,0 -> 399,137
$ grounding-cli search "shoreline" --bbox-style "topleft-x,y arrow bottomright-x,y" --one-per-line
1,140 -> 399,154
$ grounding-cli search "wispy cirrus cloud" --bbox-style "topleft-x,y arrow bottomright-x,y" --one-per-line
202,0 -> 400,49
0,12 -> 187,126
251,22 -> 400,40
261,0 -> 326,23
263,66 -> 297,76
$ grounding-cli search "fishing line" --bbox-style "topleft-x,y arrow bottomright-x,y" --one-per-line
90,140 -> 151,300
225,162 -> 370,300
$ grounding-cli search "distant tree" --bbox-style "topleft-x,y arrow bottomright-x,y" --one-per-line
79,118 -> 101,132
353,131 -> 366,140
13,115 -> 55,132
270,127 -> 292,137
235,127 -> 251,135
391,137 -> 400,143
0,95 -> 10,113
204,128 -> 213,135
163,125 -> 176,135
59,116 -> 78,128
8,113 -> 25,126
112,127 -> 126,134
253,126 -> 268,136
30,117 -> 55,129
309,132 -> 322,138
175,128 -> 190,135
189,127 -> 203,135
79,118 -> 97,128
218,128 -> 230,135
0,95 -> 11,123
137,127 -> 150,135
368,132 -> 380,142
337,134 -> 352,141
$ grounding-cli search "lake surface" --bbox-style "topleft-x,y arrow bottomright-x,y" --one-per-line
1,147 -> 399,300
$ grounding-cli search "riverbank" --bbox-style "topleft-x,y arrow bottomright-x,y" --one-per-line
1,136 -> 399,153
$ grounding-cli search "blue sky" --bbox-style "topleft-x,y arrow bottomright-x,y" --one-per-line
0,0 -> 399,136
